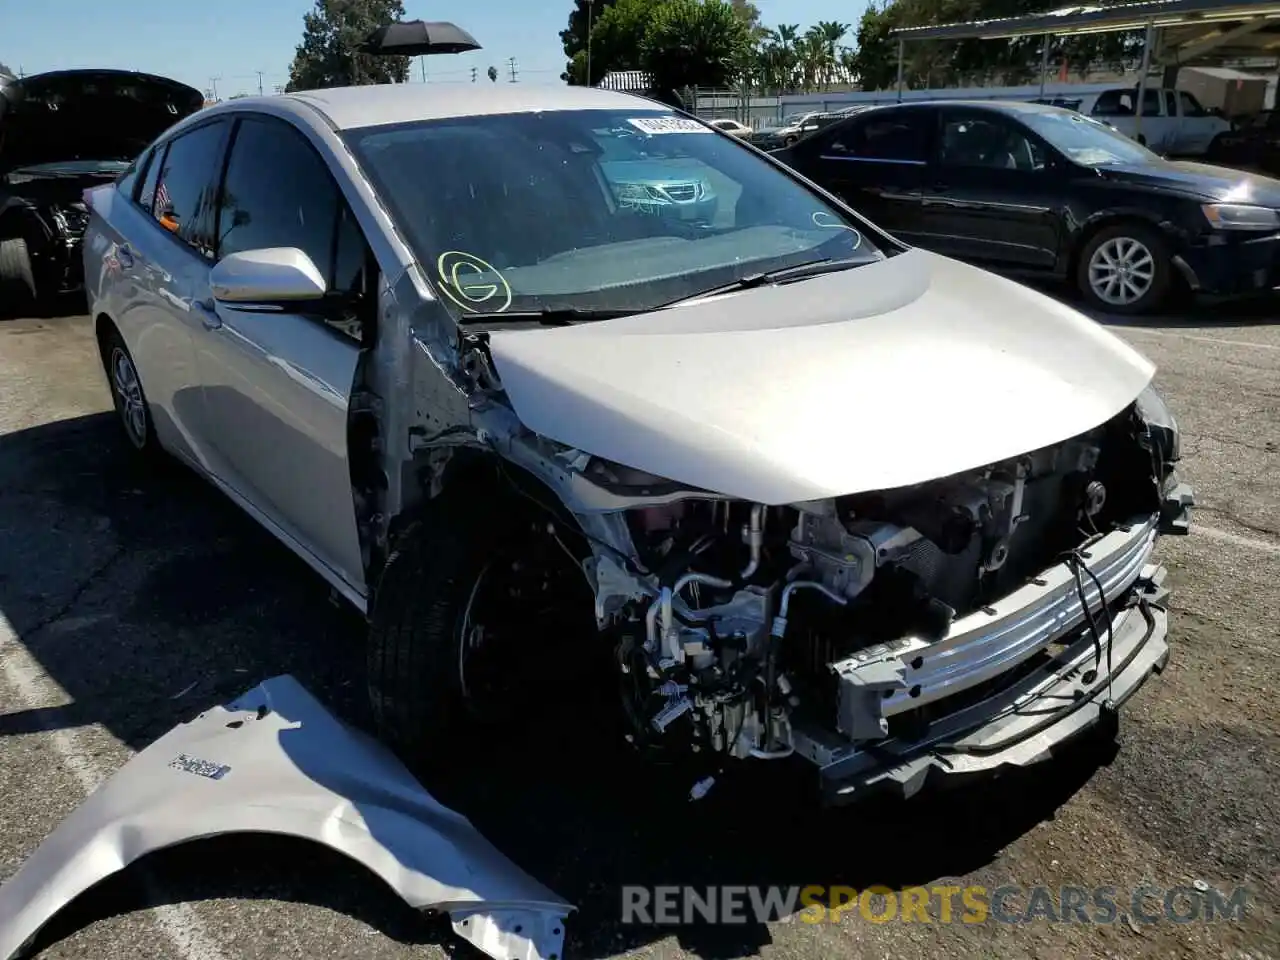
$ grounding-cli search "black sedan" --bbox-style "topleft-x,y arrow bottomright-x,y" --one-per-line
771,100 -> 1280,314
1205,110 -> 1280,178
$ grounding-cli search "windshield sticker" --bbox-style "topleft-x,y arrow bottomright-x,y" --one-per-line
626,117 -> 712,136
435,251 -> 512,314
811,211 -> 863,250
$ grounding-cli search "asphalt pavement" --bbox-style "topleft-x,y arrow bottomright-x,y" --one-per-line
0,294 -> 1277,960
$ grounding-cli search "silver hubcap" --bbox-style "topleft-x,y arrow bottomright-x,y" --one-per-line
110,347 -> 147,447
1088,236 -> 1156,307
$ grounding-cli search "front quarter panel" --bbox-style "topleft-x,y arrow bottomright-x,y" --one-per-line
0,676 -> 573,960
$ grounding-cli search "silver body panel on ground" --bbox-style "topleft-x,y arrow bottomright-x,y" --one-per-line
0,676 -> 572,960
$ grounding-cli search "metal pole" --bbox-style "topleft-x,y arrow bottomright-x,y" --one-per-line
895,38 -> 905,101
586,0 -> 594,86
1134,20 -> 1154,143
420,57 -> 427,83
1038,34 -> 1050,98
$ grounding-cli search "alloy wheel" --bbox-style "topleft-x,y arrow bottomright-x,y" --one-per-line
110,346 -> 148,448
1087,236 -> 1157,308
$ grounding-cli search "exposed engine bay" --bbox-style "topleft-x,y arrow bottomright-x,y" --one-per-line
571,403 -> 1184,779
0,171 -> 101,294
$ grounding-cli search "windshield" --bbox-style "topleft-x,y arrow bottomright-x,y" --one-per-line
1020,109 -> 1160,166
344,108 -> 881,318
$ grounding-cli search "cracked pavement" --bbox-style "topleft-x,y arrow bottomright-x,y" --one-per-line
0,299 -> 1277,960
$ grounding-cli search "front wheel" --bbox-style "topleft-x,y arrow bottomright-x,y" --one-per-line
366,489 -> 595,767
1076,222 -> 1173,315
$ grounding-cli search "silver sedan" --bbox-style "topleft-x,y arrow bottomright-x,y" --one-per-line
82,79 -> 1192,802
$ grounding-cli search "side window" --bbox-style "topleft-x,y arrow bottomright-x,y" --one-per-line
218,116 -> 344,288
216,115 -> 371,339
827,112 -> 931,163
1178,91 -> 1207,118
137,144 -> 165,212
1164,90 -> 1178,117
1092,90 -> 1132,117
940,113 -> 1044,171
1141,88 -> 1161,117
151,121 -> 231,260
115,149 -> 147,199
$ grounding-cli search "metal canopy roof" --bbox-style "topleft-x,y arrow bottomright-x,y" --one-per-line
891,0 -> 1280,44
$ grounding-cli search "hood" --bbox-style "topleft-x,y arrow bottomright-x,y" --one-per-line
486,249 -> 1156,505
1102,159 -> 1280,204
0,69 -> 204,175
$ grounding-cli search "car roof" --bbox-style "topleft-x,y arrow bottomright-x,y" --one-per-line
237,83 -> 665,131
854,99 -> 1085,121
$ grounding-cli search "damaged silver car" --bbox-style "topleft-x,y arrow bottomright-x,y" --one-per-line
81,73 -> 1194,804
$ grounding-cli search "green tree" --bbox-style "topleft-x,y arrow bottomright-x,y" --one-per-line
641,0 -> 751,102
729,0 -> 766,41
560,0 -> 620,83
581,0 -> 652,85
488,65 -> 499,82
285,0 -> 410,92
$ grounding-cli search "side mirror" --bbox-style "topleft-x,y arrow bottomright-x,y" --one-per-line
209,247 -> 326,303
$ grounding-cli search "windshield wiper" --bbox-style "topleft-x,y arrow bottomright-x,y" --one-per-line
456,307 -> 637,327
658,257 -> 868,308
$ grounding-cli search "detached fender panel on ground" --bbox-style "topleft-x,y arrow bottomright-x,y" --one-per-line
0,675 -> 573,960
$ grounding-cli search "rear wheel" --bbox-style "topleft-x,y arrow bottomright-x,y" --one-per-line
0,236 -> 38,313
1076,222 -> 1172,316
98,325 -> 159,453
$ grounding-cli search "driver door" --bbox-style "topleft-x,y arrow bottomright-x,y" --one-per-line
191,114 -> 372,594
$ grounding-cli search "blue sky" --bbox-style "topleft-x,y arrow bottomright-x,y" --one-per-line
0,0 -> 872,98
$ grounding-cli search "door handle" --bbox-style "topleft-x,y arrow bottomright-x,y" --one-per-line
193,300 -> 222,331
115,244 -> 134,268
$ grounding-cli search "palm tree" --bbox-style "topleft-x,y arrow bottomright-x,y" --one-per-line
798,29 -> 830,91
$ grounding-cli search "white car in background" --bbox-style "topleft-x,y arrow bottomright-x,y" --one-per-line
709,117 -> 752,138
80,79 -> 1192,807
1080,86 -> 1231,156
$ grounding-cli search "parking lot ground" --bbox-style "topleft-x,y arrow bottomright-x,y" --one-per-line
0,302 -> 1277,960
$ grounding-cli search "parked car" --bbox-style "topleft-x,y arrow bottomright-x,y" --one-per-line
83,81 -> 1192,804
1204,109 -> 1280,177
750,111 -> 843,149
708,117 -> 752,138
1077,86 -> 1230,156
0,69 -> 203,311
772,100 -> 1280,314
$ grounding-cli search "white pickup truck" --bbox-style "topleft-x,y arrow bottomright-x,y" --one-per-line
1078,86 -> 1232,157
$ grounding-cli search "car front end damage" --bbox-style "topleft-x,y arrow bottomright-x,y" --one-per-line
515,405 -> 1188,804
361,249 -> 1193,805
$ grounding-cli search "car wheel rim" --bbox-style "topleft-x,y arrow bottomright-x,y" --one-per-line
1088,236 -> 1156,306
110,347 -> 147,447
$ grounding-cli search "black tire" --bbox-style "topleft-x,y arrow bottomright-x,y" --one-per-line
0,236 -> 38,313
1075,221 -> 1173,316
98,324 -> 160,453
367,489 -> 593,767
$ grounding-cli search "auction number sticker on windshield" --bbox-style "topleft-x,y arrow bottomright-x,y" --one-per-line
627,116 -> 711,135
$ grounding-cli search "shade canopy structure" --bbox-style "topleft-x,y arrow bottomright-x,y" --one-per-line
357,20 -> 482,57
883,0 -> 1280,125
890,0 -> 1280,63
